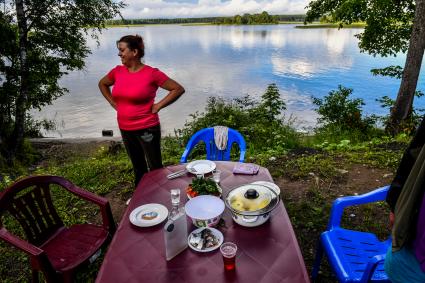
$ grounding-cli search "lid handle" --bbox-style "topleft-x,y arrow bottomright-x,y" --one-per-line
244,188 -> 259,199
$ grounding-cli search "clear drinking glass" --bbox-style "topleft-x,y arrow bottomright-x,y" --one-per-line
212,169 -> 221,183
170,189 -> 180,206
196,173 -> 204,179
220,242 -> 237,271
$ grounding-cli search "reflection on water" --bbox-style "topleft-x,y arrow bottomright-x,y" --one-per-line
34,24 -> 423,138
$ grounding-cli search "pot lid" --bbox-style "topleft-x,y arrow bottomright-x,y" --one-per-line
225,183 -> 279,216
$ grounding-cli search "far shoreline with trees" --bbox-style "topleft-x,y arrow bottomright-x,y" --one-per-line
105,12 -> 306,26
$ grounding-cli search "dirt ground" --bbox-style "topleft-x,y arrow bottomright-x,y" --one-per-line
32,138 -> 394,282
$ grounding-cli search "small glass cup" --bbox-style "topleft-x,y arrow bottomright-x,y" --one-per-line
220,242 -> 237,271
212,169 -> 221,183
196,173 -> 204,179
170,189 -> 180,206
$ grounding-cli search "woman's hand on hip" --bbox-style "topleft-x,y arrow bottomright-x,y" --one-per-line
154,79 -> 185,111
98,75 -> 116,109
151,103 -> 161,114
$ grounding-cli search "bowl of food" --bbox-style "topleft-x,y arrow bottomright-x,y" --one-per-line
224,183 -> 280,227
186,177 -> 222,199
184,195 -> 225,227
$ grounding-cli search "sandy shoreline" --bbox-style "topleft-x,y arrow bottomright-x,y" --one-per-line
30,137 -> 123,144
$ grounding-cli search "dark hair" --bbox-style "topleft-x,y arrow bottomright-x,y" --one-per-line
117,35 -> 145,58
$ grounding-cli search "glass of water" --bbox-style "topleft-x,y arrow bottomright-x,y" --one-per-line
212,169 -> 221,183
170,189 -> 180,206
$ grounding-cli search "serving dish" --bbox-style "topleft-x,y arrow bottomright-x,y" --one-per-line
188,227 -> 223,252
251,181 -> 281,196
186,177 -> 222,199
184,195 -> 225,227
224,184 -> 280,227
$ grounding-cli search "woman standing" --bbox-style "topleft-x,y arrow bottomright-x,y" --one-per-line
99,34 -> 185,186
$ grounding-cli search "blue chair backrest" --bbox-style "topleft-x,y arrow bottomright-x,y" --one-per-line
311,186 -> 392,283
180,127 -> 246,163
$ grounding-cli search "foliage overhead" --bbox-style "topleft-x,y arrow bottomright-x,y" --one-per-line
305,0 -> 415,57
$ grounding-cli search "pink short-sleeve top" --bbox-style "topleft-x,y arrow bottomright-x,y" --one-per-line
107,65 -> 169,131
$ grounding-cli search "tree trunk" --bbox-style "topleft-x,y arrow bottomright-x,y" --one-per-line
11,0 -> 29,161
386,0 -> 425,135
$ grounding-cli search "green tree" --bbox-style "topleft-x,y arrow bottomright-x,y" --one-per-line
0,0 -> 124,164
305,0 -> 425,135
241,13 -> 249,24
260,83 -> 286,122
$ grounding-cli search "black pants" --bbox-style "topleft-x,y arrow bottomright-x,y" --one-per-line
121,124 -> 163,187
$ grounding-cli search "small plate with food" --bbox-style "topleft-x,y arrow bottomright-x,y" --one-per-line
188,227 -> 224,253
129,203 -> 168,227
186,177 -> 222,199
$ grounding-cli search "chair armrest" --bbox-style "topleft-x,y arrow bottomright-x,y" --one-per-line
239,149 -> 246,163
65,183 -> 108,206
0,228 -> 43,256
360,253 -> 387,282
0,227 -> 58,280
180,136 -> 199,163
327,185 -> 390,230
68,185 -> 116,235
55,178 -> 116,235
180,148 -> 190,163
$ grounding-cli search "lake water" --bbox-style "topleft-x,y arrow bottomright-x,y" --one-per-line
34,24 -> 425,138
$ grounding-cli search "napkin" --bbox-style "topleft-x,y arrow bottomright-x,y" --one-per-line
214,126 -> 228,150
233,163 -> 260,175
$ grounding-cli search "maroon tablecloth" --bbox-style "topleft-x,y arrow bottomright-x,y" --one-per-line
96,162 -> 309,283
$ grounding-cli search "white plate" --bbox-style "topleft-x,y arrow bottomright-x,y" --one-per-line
129,204 -> 168,227
186,160 -> 216,175
188,227 -> 224,253
251,181 -> 281,196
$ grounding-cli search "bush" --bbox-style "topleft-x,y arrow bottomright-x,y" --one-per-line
312,85 -> 381,142
175,84 -> 301,162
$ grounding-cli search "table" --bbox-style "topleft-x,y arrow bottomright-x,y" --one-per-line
96,162 -> 310,283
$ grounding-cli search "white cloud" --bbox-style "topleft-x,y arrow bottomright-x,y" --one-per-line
269,28 -> 356,78
119,0 -> 308,19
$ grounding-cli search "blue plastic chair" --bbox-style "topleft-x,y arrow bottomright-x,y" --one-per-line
180,127 -> 246,163
312,185 -> 392,283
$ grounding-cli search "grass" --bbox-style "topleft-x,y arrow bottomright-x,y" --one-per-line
0,134 -> 407,282
0,145 -> 135,282
264,143 -> 399,282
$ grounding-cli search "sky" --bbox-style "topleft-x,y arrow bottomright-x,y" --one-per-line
119,0 -> 309,19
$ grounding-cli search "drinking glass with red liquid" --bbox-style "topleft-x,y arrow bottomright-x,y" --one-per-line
220,242 -> 237,271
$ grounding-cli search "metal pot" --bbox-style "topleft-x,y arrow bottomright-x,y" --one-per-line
224,183 -> 280,227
